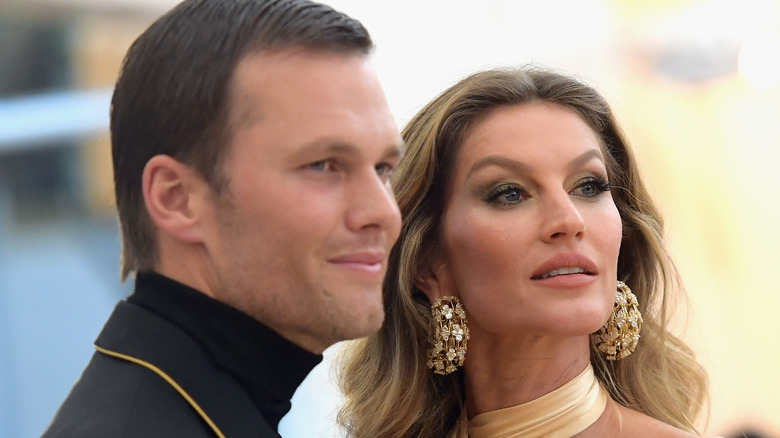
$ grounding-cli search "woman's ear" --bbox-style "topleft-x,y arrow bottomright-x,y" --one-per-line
414,260 -> 451,302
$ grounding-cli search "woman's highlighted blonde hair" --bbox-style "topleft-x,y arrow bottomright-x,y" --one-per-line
338,67 -> 709,438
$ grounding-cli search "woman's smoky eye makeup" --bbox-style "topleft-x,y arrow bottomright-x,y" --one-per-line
481,182 -> 528,206
570,175 -> 611,198
475,171 -> 611,207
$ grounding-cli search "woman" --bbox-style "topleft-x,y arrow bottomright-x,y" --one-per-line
338,67 -> 712,437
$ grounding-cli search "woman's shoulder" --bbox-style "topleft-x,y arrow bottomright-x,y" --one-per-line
612,403 -> 721,438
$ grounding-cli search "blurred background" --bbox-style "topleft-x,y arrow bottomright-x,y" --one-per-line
1,0 -> 778,437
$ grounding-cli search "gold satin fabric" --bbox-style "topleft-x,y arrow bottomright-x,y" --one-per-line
468,364 -> 608,438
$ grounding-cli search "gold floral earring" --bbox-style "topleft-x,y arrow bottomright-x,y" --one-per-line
592,281 -> 643,360
427,296 -> 469,375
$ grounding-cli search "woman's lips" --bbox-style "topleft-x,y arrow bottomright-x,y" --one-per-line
538,266 -> 586,279
531,253 -> 598,280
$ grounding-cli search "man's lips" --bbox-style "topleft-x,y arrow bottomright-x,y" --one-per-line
328,251 -> 385,271
531,253 -> 598,280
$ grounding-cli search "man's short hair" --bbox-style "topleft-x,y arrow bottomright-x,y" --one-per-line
112,0 -> 373,280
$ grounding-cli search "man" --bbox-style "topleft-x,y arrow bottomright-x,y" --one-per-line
43,0 -> 402,436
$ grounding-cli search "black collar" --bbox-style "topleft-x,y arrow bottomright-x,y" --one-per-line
127,272 -> 323,430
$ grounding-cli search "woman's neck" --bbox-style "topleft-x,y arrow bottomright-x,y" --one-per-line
463,331 -> 592,419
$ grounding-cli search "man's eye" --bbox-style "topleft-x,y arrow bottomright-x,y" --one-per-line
307,160 -> 336,171
375,162 -> 394,178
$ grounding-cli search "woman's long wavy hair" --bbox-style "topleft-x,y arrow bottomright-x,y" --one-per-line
338,67 -> 709,437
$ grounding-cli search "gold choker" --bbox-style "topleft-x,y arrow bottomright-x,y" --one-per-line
468,364 -> 608,438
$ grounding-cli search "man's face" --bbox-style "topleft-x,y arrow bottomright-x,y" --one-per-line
201,50 -> 402,353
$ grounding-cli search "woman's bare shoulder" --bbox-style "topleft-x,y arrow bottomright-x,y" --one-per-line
613,404 -> 720,438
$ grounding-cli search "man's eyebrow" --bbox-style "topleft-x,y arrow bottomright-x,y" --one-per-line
298,140 -> 404,160
297,141 -> 360,157
383,142 -> 404,160
466,148 -> 605,179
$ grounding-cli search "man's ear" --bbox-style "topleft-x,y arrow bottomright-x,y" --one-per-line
142,154 -> 208,244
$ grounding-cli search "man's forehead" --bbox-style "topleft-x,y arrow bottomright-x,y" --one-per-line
227,49 -> 372,128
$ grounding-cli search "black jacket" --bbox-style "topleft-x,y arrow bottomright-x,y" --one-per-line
43,273 -> 322,438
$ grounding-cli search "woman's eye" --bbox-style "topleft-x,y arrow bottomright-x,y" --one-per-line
486,184 -> 528,206
571,177 -> 610,198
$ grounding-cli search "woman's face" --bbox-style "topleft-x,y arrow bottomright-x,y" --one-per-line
433,102 -> 622,338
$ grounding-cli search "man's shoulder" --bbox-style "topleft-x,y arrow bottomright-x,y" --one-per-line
43,302 -> 279,437
42,350 -> 216,437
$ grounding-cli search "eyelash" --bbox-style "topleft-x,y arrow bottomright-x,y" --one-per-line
485,183 -> 529,206
306,159 -> 396,181
307,159 -> 337,172
572,176 -> 611,198
375,162 -> 395,180
484,176 -> 611,206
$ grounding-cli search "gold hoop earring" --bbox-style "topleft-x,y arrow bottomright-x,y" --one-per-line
592,281 -> 643,361
427,296 -> 469,375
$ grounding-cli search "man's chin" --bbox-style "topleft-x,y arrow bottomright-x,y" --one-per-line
341,306 -> 385,341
